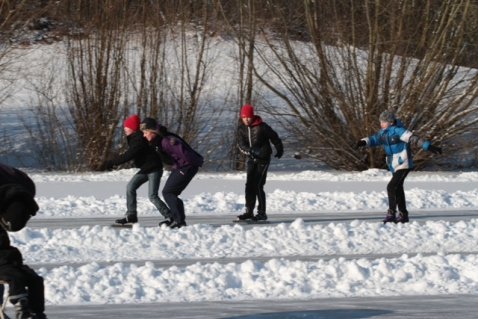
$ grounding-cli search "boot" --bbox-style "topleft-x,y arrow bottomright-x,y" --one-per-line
396,211 -> 409,223
158,218 -> 172,227
13,297 -> 33,319
236,210 -> 253,221
168,221 -> 186,229
251,211 -> 268,221
115,215 -> 138,225
382,209 -> 396,224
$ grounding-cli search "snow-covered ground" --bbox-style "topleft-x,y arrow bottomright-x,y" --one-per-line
1,38 -> 477,318
5,168 -> 478,310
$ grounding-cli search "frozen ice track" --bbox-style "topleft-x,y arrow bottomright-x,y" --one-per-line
18,210 -> 478,318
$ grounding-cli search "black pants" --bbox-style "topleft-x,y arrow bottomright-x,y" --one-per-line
0,264 -> 44,314
162,166 -> 198,223
387,169 -> 410,213
245,159 -> 269,214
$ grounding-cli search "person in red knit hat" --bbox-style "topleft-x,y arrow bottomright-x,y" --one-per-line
104,114 -> 172,225
235,104 -> 283,222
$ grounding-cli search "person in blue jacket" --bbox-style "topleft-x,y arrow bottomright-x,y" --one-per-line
355,110 -> 442,224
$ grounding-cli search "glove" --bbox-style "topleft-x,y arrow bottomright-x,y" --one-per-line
105,160 -> 114,170
250,148 -> 261,159
428,145 -> 442,155
274,148 -> 283,159
355,140 -> 366,150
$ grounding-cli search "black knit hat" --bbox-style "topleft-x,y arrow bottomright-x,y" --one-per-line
0,184 -> 39,232
140,117 -> 158,131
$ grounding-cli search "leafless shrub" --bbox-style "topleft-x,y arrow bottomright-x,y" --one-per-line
22,56 -> 80,171
253,0 -> 478,170
64,1 -> 131,171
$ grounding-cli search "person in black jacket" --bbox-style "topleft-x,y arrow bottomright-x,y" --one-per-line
236,104 -> 283,222
0,163 -> 47,319
105,114 -> 172,225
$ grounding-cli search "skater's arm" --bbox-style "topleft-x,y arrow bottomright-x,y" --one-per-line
264,124 -> 283,159
111,135 -> 145,166
237,126 -> 252,156
0,230 -> 23,267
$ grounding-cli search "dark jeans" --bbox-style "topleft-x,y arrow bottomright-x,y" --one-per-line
245,159 -> 269,214
387,169 -> 410,213
162,166 -> 198,223
126,169 -> 171,218
0,264 -> 44,314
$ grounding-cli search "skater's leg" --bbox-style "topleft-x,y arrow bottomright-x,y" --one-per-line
253,162 -> 269,215
162,167 -> 198,224
147,169 -> 172,219
395,169 -> 410,213
126,173 -> 148,216
21,265 -> 45,316
387,170 -> 409,212
0,265 -> 28,302
244,160 -> 258,214
395,169 -> 410,223
0,265 -> 33,318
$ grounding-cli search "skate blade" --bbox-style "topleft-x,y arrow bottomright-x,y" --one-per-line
111,224 -> 133,228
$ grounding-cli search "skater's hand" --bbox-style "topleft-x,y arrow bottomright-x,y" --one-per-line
428,145 -> 442,155
355,140 -> 366,150
274,148 -> 283,159
104,160 -> 114,170
250,148 -> 261,159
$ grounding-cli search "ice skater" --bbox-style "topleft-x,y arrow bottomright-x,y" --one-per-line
105,114 -> 171,225
140,119 -> 203,229
235,104 -> 283,222
355,110 -> 442,223
0,163 -> 47,319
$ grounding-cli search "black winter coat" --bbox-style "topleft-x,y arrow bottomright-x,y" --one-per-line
0,163 -> 33,267
111,130 -> 163,174
237,116 -> 283,163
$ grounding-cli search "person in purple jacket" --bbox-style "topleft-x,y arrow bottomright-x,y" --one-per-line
141,119 -> 204,229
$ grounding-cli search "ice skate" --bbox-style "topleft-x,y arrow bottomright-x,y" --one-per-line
169,221 -> 186,229
158,219 -> 172,227
251,212 -> 268,222
396,211 -> 409,223
382,209 -> 397,224
114,215 -> 138,225
13,297 -> 33,319
234,211 -> 253,222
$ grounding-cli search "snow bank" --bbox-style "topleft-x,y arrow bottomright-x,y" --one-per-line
38,253 -> 478,305
14,219 -> 478,264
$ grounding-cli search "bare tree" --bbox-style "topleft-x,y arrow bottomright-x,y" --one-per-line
24,56 -> 79,171
214,0 -> 260,170
252,0 -> 478,170
64,1 -> 130,171
0,0 -> 29,106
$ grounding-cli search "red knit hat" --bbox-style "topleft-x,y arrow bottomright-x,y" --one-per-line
240,104 -> 254,118
124,114 -> 140,130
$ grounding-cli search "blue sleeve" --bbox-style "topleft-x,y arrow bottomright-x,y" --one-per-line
368,134 -> 380,147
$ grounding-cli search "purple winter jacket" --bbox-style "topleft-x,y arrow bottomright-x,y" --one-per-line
161,135 -> 203,169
